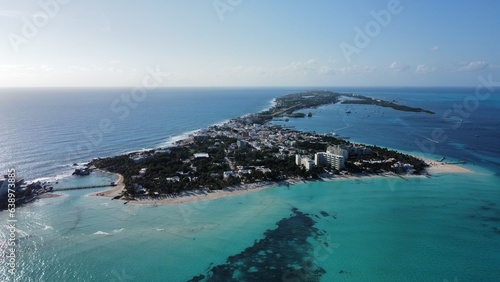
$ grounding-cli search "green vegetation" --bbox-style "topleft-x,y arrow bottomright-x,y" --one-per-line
341,94 -> 435,114
288,112 -> 307,118
91,90 -> 431,200
92,136 -> 326,199
93,137 -> 234,197
251,90 -> 434,123
92,132 -> 427,199
254,91 -> 341,123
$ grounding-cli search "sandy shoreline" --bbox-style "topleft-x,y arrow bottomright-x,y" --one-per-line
88,173 -> 125,198
129,181 -> 281,206
87,157 -> 471,206
419,157 -> 471,174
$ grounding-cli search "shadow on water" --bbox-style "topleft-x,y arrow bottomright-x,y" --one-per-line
61,206 -> 84,236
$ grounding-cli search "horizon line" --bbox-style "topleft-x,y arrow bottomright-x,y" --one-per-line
0,85 -> 484,89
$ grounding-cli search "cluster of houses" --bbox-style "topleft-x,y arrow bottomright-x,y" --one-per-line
130,148 -> 172,163
179,117 -> 382,174
191,118 -> 309,155
126,114 -> 417,195
222,166 -> 272,180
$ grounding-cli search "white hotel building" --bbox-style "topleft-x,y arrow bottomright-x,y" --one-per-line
295,154 -> 315,171
314,152 -> 345,170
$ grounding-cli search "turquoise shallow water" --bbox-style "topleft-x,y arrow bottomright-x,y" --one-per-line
4,171 -> 500,281
1,88 -> 499,281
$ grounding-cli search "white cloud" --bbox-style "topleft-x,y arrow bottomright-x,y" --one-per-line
220,65 -> 269,74
108,67 -> 123,75
316,63 -> 376,75
429,45 -> 440,52
282,59 -> 316,71
69,65 -> 88,71
338,65 -> 376,74
415,64 -> 437,74
41,65 -> 55,72
458,61 -> 489,72
0,64 -> 56,73
319,66 -> 334,75
220,59 -> 341,80
389,61 -> 410,73
0,65 -> 19,71
0,11 -> 25,19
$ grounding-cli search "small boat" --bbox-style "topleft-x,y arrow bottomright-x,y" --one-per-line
73,168 -> 90,176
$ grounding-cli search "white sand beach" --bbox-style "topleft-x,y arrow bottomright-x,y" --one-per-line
88,173 -> 125,198
420,157 -> 471,174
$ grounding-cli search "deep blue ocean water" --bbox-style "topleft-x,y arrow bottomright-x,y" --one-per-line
0,87 -> 292,180
271,87 -> 500,174
0,87 -> 499,281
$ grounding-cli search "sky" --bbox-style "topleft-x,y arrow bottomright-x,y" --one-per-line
1,0 -> 500,87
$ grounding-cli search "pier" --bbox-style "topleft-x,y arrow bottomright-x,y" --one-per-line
53,183 -> 116,191
444,161 -> 466,165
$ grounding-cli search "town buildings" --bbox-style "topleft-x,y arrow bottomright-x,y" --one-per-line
314,152 -> 345,170
295,154 -> 315,171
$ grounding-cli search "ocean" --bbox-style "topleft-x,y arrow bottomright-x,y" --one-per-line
0,87 -> 292,181
0,87 -> 499,281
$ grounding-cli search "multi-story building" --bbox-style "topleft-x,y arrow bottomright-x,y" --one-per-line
315,152 -> 345,170
327,144 -> 372,158
295,154 -> 315,171
327,145 -> 349,159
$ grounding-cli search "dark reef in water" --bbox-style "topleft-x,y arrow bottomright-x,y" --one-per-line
186,274 -> 205,282
189,208 -> 327,282
470,200 -> 500,237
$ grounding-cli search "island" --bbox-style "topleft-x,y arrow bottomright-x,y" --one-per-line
88,91 -> 457,203
340,93 -> 435,114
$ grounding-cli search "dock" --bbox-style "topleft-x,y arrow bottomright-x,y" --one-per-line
444,161 -> 466,165
53,183 -> 116,191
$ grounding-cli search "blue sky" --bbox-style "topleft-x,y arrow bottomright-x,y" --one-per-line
1,0 -> 499,87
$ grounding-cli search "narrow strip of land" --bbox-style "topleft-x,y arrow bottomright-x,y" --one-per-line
84,91 -> 466,206
90,159 -> 470,206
